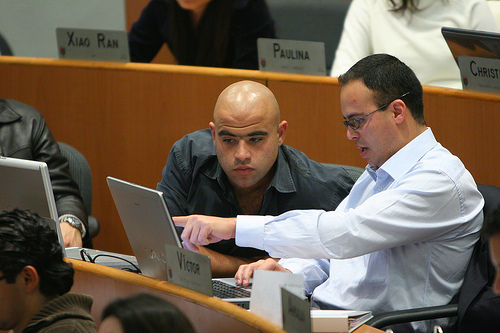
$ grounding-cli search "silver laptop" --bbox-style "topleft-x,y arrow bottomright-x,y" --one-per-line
106,176 -> 251,308
0,156 -> 65,254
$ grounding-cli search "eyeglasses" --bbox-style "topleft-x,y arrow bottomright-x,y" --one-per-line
79,248 -> 141,273
343,92 -> 410,130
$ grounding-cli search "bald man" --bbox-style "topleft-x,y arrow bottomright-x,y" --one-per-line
157,80 -> 355,277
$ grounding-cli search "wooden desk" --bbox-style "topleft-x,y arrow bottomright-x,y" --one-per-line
0,57 -> 498,254
69,259 -> 383,333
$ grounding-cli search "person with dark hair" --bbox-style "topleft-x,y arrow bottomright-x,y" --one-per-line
481,204 -> 500,294
175,54 -> 484,332
330,0 -> 498,89
157,80 -> 355,277
0,99 -> 90,248
0,208 -> 96,333
128,0 -> 275,69
98,293 -> 196,333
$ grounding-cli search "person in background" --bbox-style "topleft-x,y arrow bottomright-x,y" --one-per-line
175,54 -> 484,332
128,0 -> 275,69
330,0 -> 498,89
98,293 -> 196,333
157,80 -> 355,277
0,99 -> 89,248
0,208 -> 96,333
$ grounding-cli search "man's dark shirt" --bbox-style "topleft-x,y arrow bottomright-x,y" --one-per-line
157,129 -> 355,258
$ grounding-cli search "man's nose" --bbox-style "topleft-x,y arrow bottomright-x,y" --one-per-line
346,127 -> 358,141
235,141 -> 251,162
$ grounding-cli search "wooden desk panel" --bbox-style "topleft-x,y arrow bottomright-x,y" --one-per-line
69,259 -> 382,333
69,259 -> 285,332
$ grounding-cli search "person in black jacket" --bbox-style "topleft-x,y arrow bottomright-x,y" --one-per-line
128,0 -> 275,69
0,99 -> 89,247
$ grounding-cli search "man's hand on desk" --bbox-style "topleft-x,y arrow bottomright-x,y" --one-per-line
173,215 -> 236,247
235,258 -> 290,287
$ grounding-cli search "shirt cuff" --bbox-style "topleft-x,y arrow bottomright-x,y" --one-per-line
235,215 -> 274,251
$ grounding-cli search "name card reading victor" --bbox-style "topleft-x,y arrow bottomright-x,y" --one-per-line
258,38 -> 326,76
164,244 -> 213,296
56,27 -> 130,62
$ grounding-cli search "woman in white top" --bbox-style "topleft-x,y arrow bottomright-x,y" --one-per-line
330,0 -> 498,89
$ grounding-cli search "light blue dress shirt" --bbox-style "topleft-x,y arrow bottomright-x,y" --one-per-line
236,128 -> 484,332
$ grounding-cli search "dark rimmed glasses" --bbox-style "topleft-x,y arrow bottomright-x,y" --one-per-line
343,92 -> 410,130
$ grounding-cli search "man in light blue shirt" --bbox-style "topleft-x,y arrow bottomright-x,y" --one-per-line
175,54 -> 484,332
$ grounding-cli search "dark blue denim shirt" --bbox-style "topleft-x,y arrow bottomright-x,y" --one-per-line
157,129 -> 355,258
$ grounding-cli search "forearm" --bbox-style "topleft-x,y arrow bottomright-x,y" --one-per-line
198,246 -> 268,278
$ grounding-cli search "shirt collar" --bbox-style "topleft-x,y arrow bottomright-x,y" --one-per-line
367,128 -> 437,182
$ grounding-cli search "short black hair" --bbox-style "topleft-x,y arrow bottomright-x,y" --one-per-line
338,53 -> 426,126
102,293 -> 196,333
482,204 -> 500,240
0,209 -> 74,297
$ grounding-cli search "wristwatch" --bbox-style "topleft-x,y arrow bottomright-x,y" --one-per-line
59,214 -> 86,237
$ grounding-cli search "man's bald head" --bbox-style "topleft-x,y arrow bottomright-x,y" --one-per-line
213,80 -> 280,127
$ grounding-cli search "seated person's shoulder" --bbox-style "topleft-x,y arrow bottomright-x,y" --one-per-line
280,145 -> 358,188
170,129 -> 217,166
174,129 -> 214,154
0,99 -> 44,120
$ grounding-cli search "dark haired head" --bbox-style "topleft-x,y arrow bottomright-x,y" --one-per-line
0,209 -> 74,297
338,53 -> 426,126
482,204 -> 500,240
101,293 -> 196,333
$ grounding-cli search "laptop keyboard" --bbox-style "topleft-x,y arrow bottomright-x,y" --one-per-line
212,280 -> 251,299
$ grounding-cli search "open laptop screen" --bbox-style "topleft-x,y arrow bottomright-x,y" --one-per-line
0,156 -> 65,252
442,26 -> 500,64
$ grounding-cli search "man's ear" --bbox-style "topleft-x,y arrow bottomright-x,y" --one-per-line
392,100 -> 406,125
209,122 -> 216,142
19,265 -> 40,294
277,120 -> 288,146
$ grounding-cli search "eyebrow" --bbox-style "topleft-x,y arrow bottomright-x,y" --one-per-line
343,113 -> 363,121
218,130 -> 268,138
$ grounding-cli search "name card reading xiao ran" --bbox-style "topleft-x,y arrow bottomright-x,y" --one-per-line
56,27 -> 129,62
258,38 -> 326,76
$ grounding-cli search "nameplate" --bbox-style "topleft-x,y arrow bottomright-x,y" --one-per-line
458,56 -> 500,93
281,287 -> 311,333
164,244 -> 213,296
258,38 -> 326,76
56,27 -> 130,62
250,270 -> 305,328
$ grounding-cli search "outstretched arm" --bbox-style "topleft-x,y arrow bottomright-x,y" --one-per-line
174,215 -> 237,245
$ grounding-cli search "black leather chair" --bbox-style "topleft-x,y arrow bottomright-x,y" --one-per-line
365,184 -> 500,332
57,142 -> 100,242
267,0 -> 351,74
